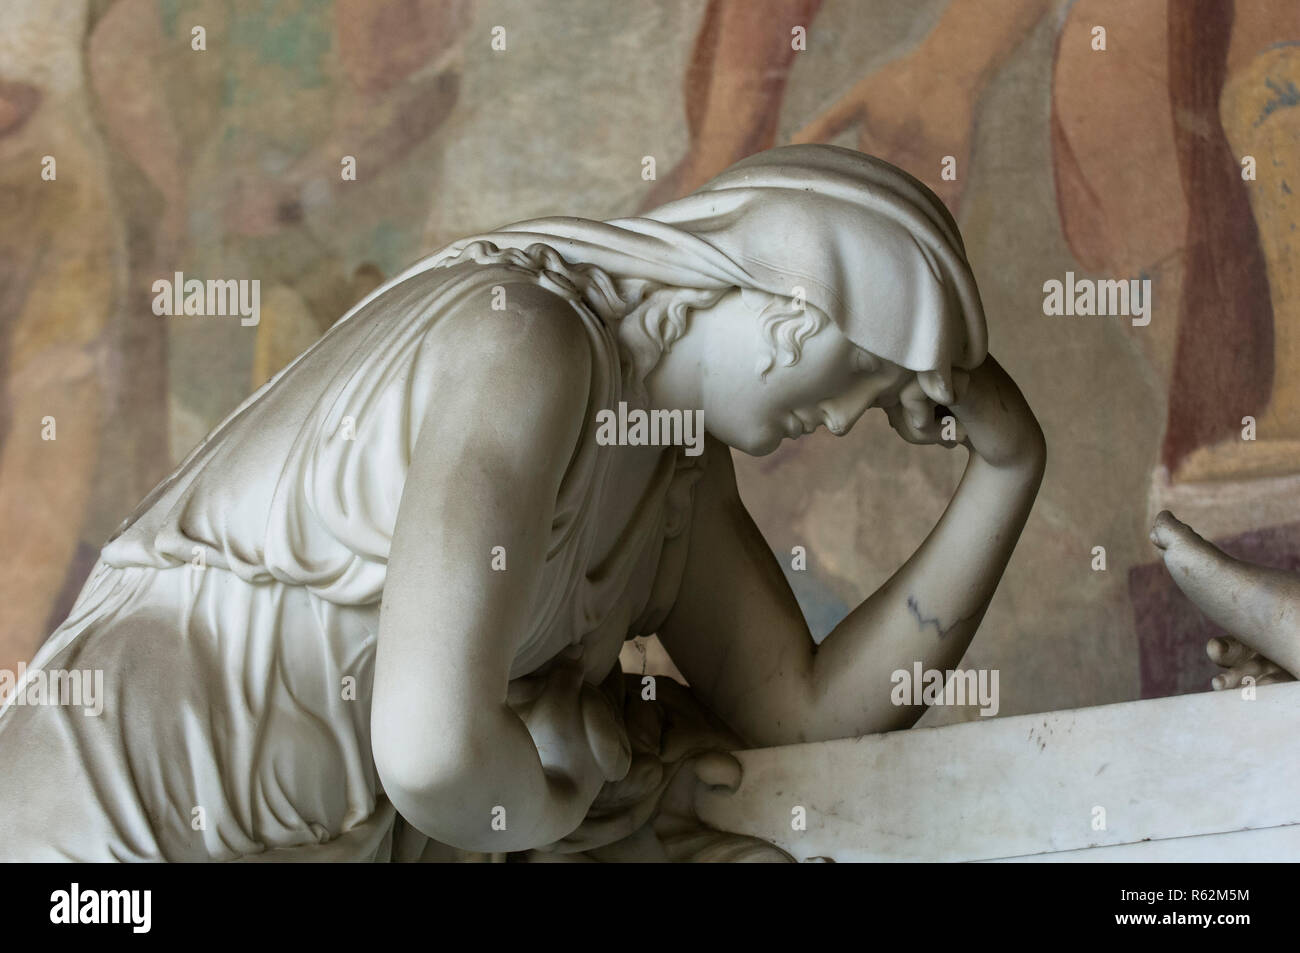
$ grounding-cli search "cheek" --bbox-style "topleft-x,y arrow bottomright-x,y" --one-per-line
705,366 -> 776,420
761,362 -> 819,408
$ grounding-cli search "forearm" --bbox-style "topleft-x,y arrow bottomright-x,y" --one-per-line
805,446 -> 1044,737
662,451 -> 1041,747
663,360 -> 1044,746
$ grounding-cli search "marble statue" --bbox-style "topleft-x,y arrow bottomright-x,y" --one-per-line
0,145 -> 1045,861
1151,510 -> 1300,689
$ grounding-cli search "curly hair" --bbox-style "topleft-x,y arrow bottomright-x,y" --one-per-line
615,285 -> 831,390
437,239 -> 836,394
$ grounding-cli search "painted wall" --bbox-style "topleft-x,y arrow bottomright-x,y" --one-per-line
2,0 -> 1298,724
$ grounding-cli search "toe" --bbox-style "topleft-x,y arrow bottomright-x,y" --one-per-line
1150,510 -> 1190,551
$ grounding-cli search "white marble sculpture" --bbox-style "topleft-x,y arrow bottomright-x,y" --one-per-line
1151,510 -> 1300,688
0,145 -> 1045,861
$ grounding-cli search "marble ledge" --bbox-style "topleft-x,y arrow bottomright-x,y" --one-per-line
695,682 -> 1300,862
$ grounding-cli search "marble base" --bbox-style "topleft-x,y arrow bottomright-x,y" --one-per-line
695,682 -> 1300,862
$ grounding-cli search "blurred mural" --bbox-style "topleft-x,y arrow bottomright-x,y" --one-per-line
2,0 -> 1298,724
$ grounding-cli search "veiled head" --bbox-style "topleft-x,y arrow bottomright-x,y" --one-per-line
422,144 -> 987,455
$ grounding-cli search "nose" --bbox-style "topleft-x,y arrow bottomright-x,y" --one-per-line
818,379 -> 877,435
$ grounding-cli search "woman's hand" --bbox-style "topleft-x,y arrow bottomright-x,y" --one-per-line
949,356 -> 1044,471
507,647 -> 631,808
883,369 -> 971,447
887,355 -> 1045,473
1205,635 -> 1295,691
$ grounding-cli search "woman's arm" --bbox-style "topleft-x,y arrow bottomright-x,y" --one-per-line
371,284 -> 616,852
659,356 -> 1045,746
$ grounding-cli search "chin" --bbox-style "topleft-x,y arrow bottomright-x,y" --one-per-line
707,421 -> 784,457
735,430 -> 785,457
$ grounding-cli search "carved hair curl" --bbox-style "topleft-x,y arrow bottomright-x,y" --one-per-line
615,286 -> 832,390
439,240 -> 836,393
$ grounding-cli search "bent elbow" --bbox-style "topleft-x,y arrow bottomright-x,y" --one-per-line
370,710 -> 529,851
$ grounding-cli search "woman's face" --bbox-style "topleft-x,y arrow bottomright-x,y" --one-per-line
691,292 -> 915,456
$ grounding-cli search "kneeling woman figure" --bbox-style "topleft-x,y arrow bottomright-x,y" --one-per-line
0,145 -> 1045,861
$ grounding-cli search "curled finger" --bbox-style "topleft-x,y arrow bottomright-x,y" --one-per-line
1211,656 -> 1272,691
1206,636 -> 1252,668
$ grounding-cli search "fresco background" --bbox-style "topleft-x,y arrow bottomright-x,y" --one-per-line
2,0 -> 1298,726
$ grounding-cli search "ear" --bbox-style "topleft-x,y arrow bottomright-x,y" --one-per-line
916,369 -> 954,405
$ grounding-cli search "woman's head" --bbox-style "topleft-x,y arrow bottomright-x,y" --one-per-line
621,283 -> 922,455
636,145 -> 985,371
424,144 -> 987,452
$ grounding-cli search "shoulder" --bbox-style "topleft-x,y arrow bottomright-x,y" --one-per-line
410,272 -> 597,466
437,273 -> 594,383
